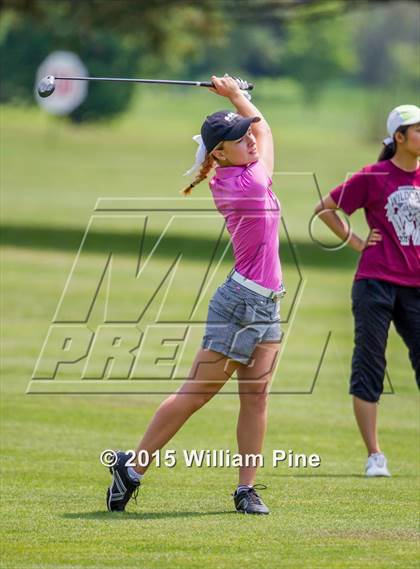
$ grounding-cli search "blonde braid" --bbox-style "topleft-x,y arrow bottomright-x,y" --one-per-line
180,153 -> 215,196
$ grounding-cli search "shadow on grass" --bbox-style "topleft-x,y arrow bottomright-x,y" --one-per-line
62,510 -> 237,520
1,224 -> 358,269
271,474 -> 366,478
270,474 -> 417,478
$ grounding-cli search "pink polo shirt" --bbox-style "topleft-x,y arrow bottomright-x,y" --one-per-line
209,160 -> 282,290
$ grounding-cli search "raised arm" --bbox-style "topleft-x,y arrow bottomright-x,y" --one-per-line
210,75 -> 274,177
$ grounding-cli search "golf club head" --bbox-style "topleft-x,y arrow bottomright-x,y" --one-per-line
37,75 -> 56,98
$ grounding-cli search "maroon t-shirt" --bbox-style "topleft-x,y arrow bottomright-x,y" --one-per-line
330,160 -> 420,287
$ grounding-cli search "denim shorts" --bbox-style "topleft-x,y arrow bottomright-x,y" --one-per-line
201,275 -> 283,365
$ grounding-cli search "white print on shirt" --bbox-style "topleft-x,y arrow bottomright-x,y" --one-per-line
384,186 -> 420,246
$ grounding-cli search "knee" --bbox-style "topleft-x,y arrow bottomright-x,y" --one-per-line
240,391 -> 268,415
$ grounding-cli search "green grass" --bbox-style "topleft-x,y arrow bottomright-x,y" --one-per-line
1,86 -> 419,568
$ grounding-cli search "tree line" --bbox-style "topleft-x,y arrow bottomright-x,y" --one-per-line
1,0 -> 417,121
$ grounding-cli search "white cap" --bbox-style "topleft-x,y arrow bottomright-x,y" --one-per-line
383,104 -> 420,145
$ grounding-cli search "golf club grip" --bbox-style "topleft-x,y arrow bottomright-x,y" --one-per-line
200,81 -> 254,91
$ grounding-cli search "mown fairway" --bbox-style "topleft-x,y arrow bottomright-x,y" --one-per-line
1,87 -> 419,568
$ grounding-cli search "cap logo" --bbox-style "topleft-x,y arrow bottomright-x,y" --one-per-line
224,112 -> 238,123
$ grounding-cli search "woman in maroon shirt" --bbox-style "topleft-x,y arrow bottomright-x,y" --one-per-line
314,105 -> 420,477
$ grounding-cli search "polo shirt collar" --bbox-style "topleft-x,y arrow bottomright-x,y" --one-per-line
214,165 -> 245,179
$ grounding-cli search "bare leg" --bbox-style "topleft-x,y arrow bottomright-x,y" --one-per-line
134,348 -> 242,474
236,341 -> 281,486
353,396 -> 381,455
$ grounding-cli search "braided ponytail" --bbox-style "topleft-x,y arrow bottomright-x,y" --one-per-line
180,153 -> 215,196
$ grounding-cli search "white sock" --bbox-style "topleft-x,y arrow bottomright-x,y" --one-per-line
127,467 -> 143,482
237,484 -> 252,493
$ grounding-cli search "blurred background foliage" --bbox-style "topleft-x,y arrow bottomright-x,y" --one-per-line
0,0 -> 418,122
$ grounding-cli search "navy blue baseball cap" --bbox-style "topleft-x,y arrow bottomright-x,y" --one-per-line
201,110 -> 260,153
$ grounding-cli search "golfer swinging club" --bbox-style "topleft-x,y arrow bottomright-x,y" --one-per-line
314,104 -> 420,477
105,74 -> 285,514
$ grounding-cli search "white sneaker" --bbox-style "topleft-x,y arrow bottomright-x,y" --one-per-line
365,453 -> 391,477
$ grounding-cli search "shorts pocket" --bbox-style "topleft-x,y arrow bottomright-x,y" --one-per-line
238,300 -> 271,326
210,290 -> 247,323
271,302 -> 281,323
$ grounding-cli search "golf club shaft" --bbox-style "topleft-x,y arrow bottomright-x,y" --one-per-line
53,76 -> 254,90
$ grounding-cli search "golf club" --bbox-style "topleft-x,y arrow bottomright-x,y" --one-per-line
37,75 -> 254,98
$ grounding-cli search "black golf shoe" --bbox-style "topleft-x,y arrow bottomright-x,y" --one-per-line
233,484 -> 269,515
106,451 -> 140,512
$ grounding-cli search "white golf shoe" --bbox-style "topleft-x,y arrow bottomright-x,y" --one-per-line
365,452 -> 391,477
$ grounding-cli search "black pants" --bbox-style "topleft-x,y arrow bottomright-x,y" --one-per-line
350,278 -> 420,403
